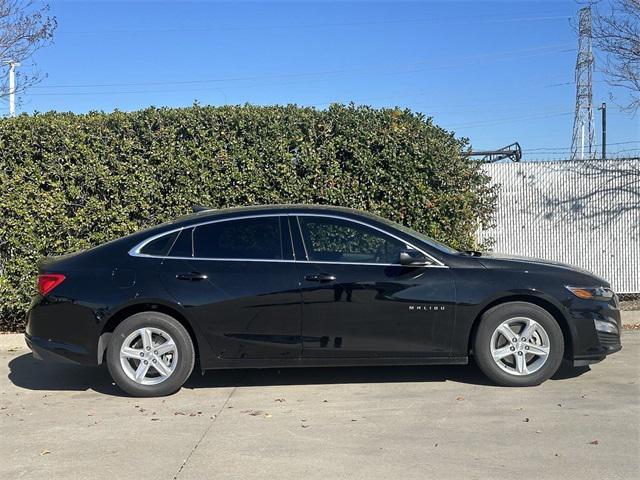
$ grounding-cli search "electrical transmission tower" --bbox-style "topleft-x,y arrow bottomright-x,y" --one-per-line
571,7 -> 595,160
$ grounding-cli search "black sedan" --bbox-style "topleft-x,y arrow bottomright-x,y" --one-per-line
26,205 -> 622,396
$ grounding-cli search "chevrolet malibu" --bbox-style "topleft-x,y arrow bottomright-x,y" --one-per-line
26,205 -> 622,397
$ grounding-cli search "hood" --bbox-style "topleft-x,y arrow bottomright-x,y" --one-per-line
478,253 -> 609,286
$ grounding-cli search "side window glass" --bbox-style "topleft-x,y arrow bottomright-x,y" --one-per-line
168,228 -> 193,257
139,231 -> 178,256
298,216 -> 407,264
193,217 -> 283,260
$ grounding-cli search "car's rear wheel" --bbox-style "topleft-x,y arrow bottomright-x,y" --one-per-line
106,312 -> 195,397
473,302 -> 564,386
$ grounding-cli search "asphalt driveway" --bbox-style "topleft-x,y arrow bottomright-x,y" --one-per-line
1,332 -> 639,480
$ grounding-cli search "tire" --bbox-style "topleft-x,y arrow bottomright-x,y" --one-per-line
106,311 -> 195,397
473,302 -> 564,387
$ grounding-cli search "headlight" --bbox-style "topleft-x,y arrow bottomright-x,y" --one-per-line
565,285 -> 614,300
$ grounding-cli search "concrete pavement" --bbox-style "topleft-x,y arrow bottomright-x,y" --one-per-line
1,332 -> 639,480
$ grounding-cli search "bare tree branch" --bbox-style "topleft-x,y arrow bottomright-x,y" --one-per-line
0,0 -> 56,103
591,0 -> 640,112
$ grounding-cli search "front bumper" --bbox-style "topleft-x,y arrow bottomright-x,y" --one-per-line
568,297 -> 622,366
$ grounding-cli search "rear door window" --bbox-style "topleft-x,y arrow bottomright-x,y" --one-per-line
193,216 -> 283,260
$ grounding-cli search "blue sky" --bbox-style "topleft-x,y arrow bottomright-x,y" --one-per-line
8,0 -> 640,160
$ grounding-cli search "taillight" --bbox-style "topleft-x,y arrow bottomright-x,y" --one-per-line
38,274 -> 66,296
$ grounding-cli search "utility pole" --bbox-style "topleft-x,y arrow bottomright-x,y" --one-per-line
6,61 -> 21,117
571,7 -> 595,160
598,102 -> 607,159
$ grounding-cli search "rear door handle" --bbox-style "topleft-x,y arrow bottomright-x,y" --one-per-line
304,273 -> 336,283
176,272 -> 208,281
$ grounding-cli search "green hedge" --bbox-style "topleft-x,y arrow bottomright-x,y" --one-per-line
0,103 -> 496,331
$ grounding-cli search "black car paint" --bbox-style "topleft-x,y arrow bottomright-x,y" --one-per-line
25,205 -> 622,370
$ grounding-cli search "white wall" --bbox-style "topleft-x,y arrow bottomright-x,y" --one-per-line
478,159 -> 640,293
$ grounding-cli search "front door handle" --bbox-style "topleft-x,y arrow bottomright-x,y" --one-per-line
176,272 -> 208,281
304,273 -> 336,283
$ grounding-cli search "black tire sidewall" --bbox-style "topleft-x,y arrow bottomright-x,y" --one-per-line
106,312 -> 195,397
474,302 -> 564,387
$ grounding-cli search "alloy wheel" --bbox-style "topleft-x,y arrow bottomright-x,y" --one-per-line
489,316 -> 551,376
119,327 -> 178,385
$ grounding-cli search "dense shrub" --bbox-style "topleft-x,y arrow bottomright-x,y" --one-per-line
0,103 -> 496,331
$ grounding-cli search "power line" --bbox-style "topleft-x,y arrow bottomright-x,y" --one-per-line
448,111 -> 573,130
524,140 -> 640,152
28,43 -> 575,96
58,15 -> 573,35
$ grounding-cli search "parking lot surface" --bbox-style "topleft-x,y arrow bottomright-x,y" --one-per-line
1,332 -> 639,480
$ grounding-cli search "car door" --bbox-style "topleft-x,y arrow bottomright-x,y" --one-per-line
293,214 -> 456,358
158,215 -> 302,360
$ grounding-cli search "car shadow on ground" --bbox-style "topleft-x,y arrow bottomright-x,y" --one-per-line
6,352 -> 591,397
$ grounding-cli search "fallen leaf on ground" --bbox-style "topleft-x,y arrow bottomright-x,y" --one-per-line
456,396 -> 464,401
589,440 -> 599,445
523,418 -> 530,423
242,410 -> 268,417
301,424 -> 309,428
174,411 -> 186,416
151,418 -> 160,421
40,450 -> 50,456
274,398 -> 285,402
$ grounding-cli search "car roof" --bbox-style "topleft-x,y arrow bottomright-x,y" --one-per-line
173,204 -> 374,223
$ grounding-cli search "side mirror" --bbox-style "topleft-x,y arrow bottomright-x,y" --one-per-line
399,249 -> 432,266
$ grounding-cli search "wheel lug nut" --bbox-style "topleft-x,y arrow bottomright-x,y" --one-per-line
510,346 -> 515,351
517,351 -> 523,356
512,338 -> 517,343
146,346 -> 151,351
152,359 -> 157,363
143,360 -> 148,364
525,346 -> 530,350
521,337 -> 526,341
154,350 -> 158,354
139,352 -> 144,357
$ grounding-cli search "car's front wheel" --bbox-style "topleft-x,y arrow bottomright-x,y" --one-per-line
106,312 -> 195,397
474,302 -> 564,386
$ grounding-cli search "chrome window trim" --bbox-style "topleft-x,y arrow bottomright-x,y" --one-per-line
128,211 -> 448,268
128,214 -> 285,259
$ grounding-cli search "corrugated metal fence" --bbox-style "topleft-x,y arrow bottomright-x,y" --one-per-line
478,159 -> 640,293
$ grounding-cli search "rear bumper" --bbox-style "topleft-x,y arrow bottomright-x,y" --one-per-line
25,333 -> 91,365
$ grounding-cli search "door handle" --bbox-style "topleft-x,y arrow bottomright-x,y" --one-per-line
176,272 -> 208,281
304,273 -> 336,283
